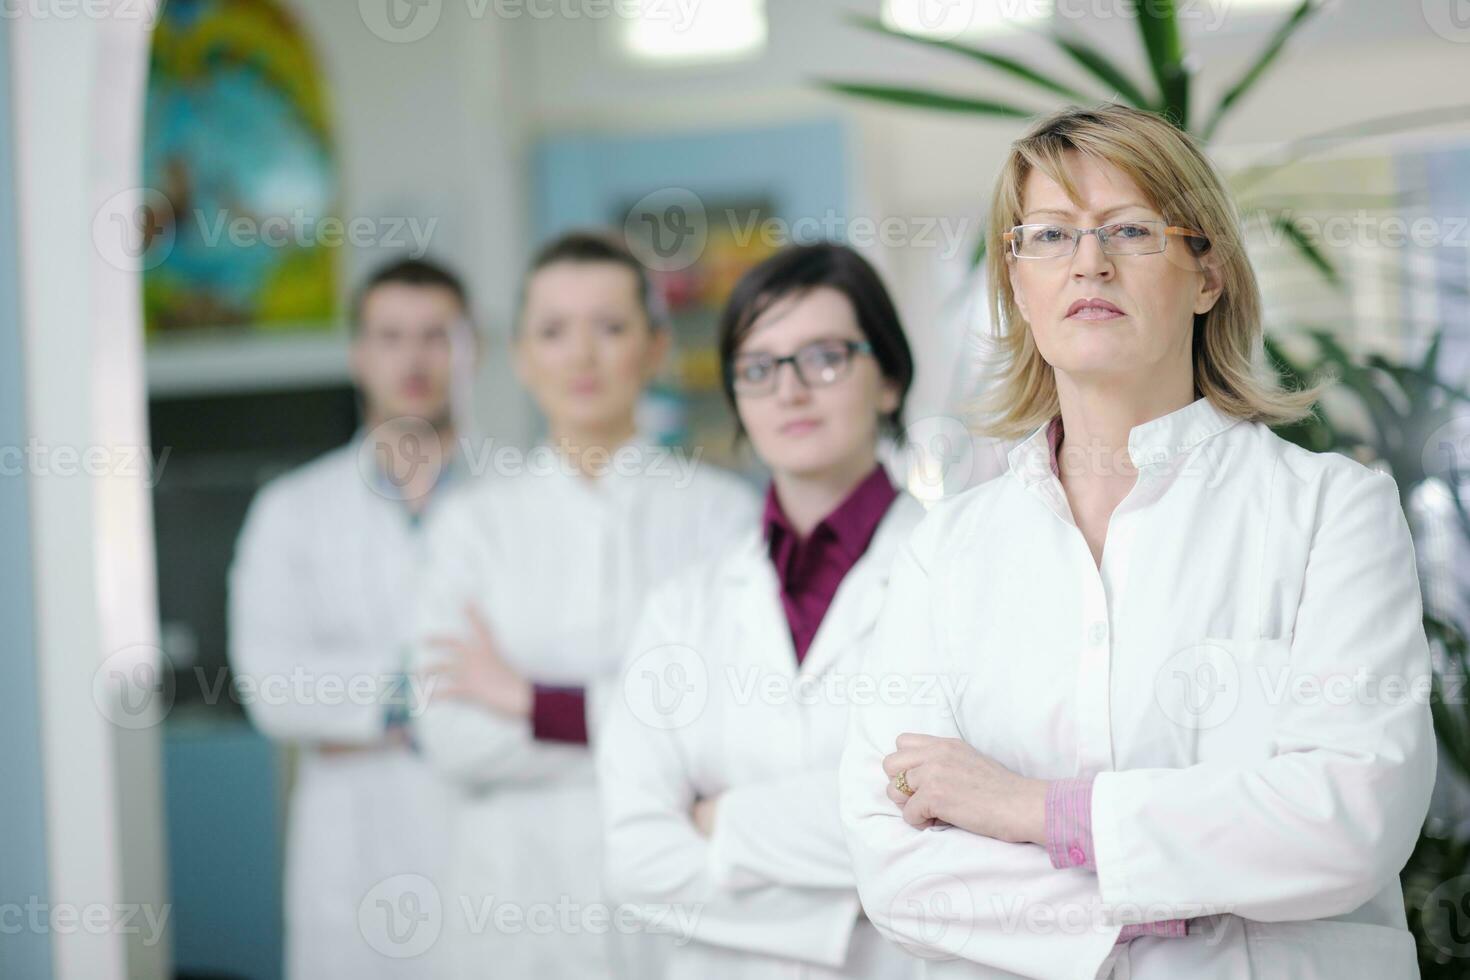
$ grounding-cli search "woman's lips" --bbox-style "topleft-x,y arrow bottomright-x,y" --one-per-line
1069,307 -> 1125,321
1066,297 -> 1125,320
780,419 -> 821,435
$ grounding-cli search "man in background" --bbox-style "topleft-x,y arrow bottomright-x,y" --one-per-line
229,258 -> 475,979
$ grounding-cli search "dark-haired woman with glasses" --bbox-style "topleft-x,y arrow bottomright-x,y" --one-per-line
596,242 -> 923,979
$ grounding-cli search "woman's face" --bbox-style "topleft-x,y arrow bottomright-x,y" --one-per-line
733,286 -> 898,481
1007,150 -> 1222,392
515,260 -> 668,437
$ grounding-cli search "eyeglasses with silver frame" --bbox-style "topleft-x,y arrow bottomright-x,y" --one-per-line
1003,219 -> 1210,259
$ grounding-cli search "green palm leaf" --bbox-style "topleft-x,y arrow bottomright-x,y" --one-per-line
1038,28 -> 1156,110
842,13 -> 1094,104
1200,0 -> 1323,141
814,81 -> 1038,117
1266,212 -> 1341,288
1129,0 -> 1189,126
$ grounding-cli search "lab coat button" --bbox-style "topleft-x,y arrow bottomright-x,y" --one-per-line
1088,622 -> 1108,645
1068,846 -> 1087,866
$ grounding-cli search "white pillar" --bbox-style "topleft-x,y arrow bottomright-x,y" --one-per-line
10,4 -> 170,978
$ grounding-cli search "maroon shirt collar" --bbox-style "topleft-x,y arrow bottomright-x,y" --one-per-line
762,464 -> 898,563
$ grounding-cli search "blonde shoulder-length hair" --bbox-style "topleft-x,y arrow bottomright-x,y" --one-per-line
973,102 -> 1321,440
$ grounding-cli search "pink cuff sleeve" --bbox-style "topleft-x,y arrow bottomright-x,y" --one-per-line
1045,777 -> 1190,942
1044,776 -> 1096,870
1118,920 -> 1190,941
530,685 -> 588,745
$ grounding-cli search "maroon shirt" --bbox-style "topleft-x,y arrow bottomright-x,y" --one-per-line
763,465 -> 898,664
531,683 -> 588,744
529,465 -> 898,741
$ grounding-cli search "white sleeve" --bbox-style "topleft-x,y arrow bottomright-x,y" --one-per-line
705,770 -> 858,892
1091,470 -> 1437,922
227,483 -> 393,744
698,474 -> 761,555
597,588 -> 863,968
409,494 -> 568,787
839,520 -> 1121,979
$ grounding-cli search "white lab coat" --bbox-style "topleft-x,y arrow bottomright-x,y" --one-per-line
410,444 -> 759,980
597,491 -> 926,980
839,395 -> 1437,980
229,440 -> 456,980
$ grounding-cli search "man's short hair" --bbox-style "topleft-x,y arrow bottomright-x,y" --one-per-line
350,257 -> 469,334
517,230 -> 662,331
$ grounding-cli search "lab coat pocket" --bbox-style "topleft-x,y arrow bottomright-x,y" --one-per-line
1156,635 -> 1293,765
1243,919 -> 1417,979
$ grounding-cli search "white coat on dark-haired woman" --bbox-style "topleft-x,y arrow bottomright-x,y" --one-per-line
599,243 -> 924,980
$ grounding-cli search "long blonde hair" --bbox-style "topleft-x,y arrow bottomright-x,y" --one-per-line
972,102 -> 1321,439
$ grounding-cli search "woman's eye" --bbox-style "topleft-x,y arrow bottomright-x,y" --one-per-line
601,321 -> 626,335
1114,223 -> 1151,238
737,361 -> 769,382
1035,227 -> 1066,242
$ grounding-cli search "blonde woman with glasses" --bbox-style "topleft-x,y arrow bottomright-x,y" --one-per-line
840,103 -> 1435,979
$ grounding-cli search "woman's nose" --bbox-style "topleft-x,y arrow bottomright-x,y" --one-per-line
773,361 -> 812,404
1070,231 -> 1115,279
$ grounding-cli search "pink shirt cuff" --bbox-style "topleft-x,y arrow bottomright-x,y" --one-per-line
1045,776 -> 1097,870
1118,920 -> 1189,941
1044,776 -> 1189,942
530,685 -> 588,744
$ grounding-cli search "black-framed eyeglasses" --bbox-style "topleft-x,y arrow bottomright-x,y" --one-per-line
729,339 -> 874,396
1003,220 -> 1210,259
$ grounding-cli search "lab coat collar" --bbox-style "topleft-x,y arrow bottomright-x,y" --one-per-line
728,491 -> 924,681
532,431 -> 669,501
797,492 -> 924,681
351,423 -> 466,520
1007,395 -> 1240,486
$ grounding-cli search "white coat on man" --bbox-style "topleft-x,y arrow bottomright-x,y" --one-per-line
229,437 -> 456,979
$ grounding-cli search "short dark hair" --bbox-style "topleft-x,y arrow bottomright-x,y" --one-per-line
351,257 -> 469,334
717,242 -> 914,441
518,230 -> 661,332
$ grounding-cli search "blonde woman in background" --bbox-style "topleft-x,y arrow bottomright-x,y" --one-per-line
413,231 -> 759,980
